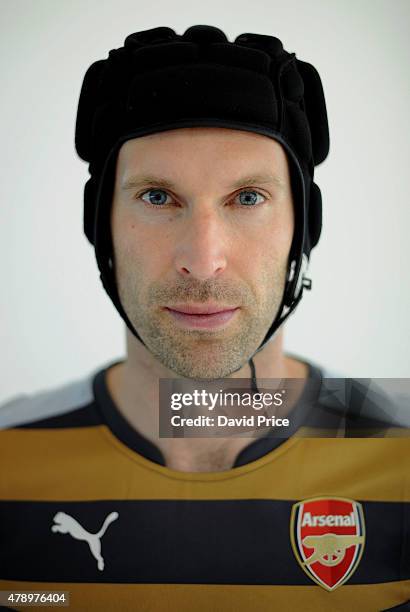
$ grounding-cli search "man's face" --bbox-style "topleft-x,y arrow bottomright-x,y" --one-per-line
111,127 -> 294,379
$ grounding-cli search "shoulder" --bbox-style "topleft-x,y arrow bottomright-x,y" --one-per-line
0,370 -> 97,429
296,356 -> 410,431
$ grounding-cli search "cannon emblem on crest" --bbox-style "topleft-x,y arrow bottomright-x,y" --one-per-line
302,533 -> 364,566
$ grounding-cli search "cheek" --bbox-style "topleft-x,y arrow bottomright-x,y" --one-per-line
112,211 -> 170,280
237,214 -> 293,297
241,212 -> 293,267
270,221 -> 294,256
271,215 -> 294,271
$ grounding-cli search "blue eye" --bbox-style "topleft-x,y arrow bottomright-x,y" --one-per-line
237,191 -> 265,206
140,189 -> 170,206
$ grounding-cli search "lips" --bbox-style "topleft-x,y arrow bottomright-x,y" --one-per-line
165,303 -> 237,315
164,304 -> 239,329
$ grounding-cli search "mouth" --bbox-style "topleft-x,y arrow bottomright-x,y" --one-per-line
164,304 -> 240,330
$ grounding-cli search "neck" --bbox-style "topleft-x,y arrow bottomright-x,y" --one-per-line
106,327 -> 307,472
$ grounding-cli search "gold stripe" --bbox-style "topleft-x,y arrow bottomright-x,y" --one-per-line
1,579 -> 409,611
1,427 -> 409,501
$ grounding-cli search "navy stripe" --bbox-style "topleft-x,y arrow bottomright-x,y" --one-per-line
0,500 -> 407,584
15,403 -> 101,429
381,602 -> 410,611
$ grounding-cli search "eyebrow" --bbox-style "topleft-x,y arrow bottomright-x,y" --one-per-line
121,173 -> 285,192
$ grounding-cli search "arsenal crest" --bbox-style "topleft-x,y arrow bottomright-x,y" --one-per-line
290,497 -> 365,591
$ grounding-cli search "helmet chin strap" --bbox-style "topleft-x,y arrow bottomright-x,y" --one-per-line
249,356 -> 260,393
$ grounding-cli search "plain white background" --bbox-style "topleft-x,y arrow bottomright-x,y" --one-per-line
1,0 -> 409,403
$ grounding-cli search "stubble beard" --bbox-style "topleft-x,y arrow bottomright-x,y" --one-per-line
116,266 -> 287,380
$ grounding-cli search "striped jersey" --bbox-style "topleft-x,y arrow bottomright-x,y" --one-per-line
0,360 -> 409,611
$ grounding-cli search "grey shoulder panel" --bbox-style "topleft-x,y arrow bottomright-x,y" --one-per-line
0,374 -> 94,429
300,358 -> 410,428
318,376 -> 410,428
321,366 -> 346,378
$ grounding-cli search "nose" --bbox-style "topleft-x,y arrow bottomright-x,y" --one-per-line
174,206 -> 228,281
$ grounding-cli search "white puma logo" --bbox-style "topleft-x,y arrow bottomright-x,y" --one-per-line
51,511 -> 119,571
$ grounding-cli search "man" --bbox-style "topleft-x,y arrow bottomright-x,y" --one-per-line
0,25 -> 408,611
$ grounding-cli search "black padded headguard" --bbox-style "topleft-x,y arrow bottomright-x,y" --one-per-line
75,25 -> 329,356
